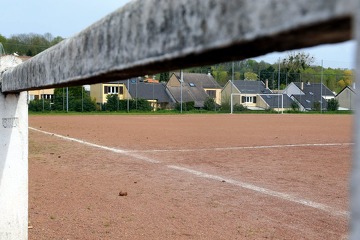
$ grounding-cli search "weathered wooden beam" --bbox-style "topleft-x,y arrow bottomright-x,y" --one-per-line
352,1 -> 360,239
1,0 -> 354,93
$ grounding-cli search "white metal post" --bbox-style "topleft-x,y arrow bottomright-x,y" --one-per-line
0,91 -> 28,240
321,60 -> 323,113
180,70 -> 183,113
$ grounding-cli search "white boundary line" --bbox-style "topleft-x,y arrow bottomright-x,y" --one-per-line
29,127 -> 160,163
29,127 -> 349,218
128,143 -> 353,153
167,165 -> 349,218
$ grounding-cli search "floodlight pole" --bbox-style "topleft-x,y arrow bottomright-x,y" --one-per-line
66,87 -> 69,112
230,62 -> 234,114
117,82 -> 119,111
321,60 -> 324,113
82,86 -> 84,112
127,79 -> 130,112
42,89 -> 45,111
278,58 -> 281,114
61,88 -> 64,111
180,70 -> 183,113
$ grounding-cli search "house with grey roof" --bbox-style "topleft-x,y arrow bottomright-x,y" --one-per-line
336,85 -> 356,110
222,80 -> 295,111
283,82 -> 335,111
258,94 -> 295,111
166,72 -> 222,108
122,78 -> 174,110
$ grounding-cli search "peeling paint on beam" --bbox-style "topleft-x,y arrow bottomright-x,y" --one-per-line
1,0 -> 354,93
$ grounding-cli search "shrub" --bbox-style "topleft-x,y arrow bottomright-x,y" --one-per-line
290,101 -> 300,111
175,101 -> 195,111
204,97 -> 217,111
28,99 -> 52,111
313,101 -> 321,111
232,103 -> 248,112
132,98 -> 152,111
105,94 -> 119,111
327,98 -> 339,111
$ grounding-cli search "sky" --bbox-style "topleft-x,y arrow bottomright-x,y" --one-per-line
0,0 -> 356,69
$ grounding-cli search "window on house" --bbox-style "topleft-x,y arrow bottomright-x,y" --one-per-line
206,90 -> 216,98
189,82 -> 196,87
41,94 -> 53,99
105,86 -> 121,94
242,96 -> 255,103
110,86 -> 117,94
119,86 -> 124,94
306,100 -> 311,103
309,92 -> 314,95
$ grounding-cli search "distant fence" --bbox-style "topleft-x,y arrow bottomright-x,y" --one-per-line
0,0 -> 358,239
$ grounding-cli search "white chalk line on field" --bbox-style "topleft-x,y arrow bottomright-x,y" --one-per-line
29,127 -> 160,163
30,127 -> 349,218
128,142 -> 353,153
167,165 -> 349,218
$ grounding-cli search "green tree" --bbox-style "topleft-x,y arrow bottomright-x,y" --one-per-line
313,101 -> 321,111
53,86 -> 96,112
327,98 -> 339,111
204,97 -> 217,111
290,101 -> 300,111
28,99 -> 52,111
175,101 -> 195,111
105,94 -> 119,111
211,68 -> 228,86
323,68 -> 338,92
159,72 -> 170,82
244,72 -> 258,80
259,65 -> 276,88
281,52 -> 315,83
337,69 -> 354,91
132,99 -> 152,111
3,33 -> 64,56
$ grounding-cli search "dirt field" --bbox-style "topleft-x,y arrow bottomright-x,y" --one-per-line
28,114 -> 352,239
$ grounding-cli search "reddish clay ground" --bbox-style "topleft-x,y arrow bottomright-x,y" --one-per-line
29,114 -> 352,239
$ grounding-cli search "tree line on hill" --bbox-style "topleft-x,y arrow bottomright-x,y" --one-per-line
0,33 -> 63,56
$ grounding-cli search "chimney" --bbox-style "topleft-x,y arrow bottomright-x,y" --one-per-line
301,82 -> 304,90
265,79 -> 269,89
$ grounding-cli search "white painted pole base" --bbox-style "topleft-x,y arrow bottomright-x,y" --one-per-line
0,91 -> 28,240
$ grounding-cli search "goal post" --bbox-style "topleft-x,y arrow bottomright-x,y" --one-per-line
230,93 -> 284,114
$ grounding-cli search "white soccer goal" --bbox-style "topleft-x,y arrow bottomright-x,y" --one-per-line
230,93 -> 284,114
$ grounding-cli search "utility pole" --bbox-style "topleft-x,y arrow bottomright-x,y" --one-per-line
66,87 -> 69,112
127,79 -> 130,112
180,70 -> 183,113
321,60 -> 324,113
